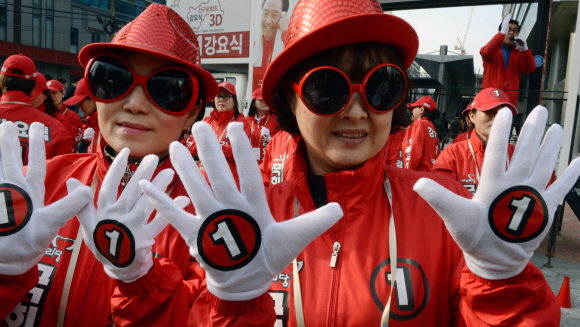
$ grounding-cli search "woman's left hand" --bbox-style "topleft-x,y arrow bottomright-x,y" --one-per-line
414,106 -> 580,279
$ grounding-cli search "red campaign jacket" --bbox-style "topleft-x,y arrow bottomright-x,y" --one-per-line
0,143 -> 274,326
453,130 -> 470,144
245,111 -> 280,163
0,91 -> 73,164
385,129 -> 405,168
480,33 -> 536,107
402,117 -> 439,172
83,112 -> 102,153
59,104 -> 83,148
38,103 -> 76,152
259,130 -> 299,186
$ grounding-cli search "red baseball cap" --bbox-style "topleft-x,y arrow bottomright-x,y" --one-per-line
46,80 -> 63,92
217,81 -> 236,96
461,102 -> 473,116
408,96 -> 436,112
252,88 -> 263,101
31,72 -> 48,98
471,88 -> 517,115
1,55 -> 37,80
63,79 -> 89,106
262,0 -> 418,111
78,4 -> 217,104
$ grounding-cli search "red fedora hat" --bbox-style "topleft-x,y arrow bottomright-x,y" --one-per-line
262,0 -> 419,110
78,4 -> 217,103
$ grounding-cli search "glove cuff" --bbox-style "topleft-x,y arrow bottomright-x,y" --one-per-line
464,252 -> 527,280
205,289 -> 274,316
105,255 -> 154,283
207,279 -> 273,301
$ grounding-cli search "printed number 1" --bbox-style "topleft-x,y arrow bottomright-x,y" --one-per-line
506,195 -> 536,237
104,228 -> 124,261
386,266 -> 416,312
210,218 -> 249,261
0,190 -> 16,228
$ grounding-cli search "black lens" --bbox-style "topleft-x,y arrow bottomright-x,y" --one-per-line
147,69 -> 194,113
87,56 -> 133,100
302,69 -> 350,116
365,66 -> 406,112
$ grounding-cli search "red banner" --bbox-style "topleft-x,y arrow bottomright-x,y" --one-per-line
197,31 -> 250,59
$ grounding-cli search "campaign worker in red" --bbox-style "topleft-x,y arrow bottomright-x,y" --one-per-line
63,79 -> 101,153
47,79 -> 83,148
403,95 -> 440,171
246,87 -> 279,163
106,0 -> 576,326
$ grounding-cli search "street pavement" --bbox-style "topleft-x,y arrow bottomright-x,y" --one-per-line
530,253 -> 580,326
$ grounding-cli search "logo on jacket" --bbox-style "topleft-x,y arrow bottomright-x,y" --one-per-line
370,258 -> 430,321
0,119 -> 52,142
488,186 -> 548,243
45,235 -> 76,262
93,219 -> 136,267
0,183 -> 33,236
428,127 -> 436,139
197,209 -> 261,271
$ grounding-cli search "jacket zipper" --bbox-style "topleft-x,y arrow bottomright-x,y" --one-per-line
327,176 -> 346,327
75,259 -> 100,326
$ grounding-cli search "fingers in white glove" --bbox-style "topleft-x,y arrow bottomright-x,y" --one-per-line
0,122 -> 25,184
264,203 -> 343,274
169,141 -> 220,218
528,124 -> 562,191
133,168 -> 175,236
26,123 -> 47,195
501,14 -> 512,35
117,155 -> 158,213
545,157 -> 580,206
509,106 -> 548,178
98,148 -> 130,208
192,122 -> 240,204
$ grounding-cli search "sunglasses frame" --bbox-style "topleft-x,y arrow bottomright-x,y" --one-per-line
290,63 -> 407,117
84,51 -> 200,116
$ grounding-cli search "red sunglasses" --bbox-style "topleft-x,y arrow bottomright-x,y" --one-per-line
290,63 -> 407,117
85,52 -> 199,116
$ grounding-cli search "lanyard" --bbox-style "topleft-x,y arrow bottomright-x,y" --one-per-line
291,174 -> 397,327
251,113 -> 271,145
213,116 -> 235,142
468,139 -> 510,184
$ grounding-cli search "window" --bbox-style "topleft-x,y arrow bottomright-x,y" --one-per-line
45,0 -> 54,49
32,0 -> 41,47
70,28 -> 78,53
0,0 -> 6,41
91,32 -> 101,43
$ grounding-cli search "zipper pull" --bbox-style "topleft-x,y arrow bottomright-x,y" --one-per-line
330,242 -> 341,268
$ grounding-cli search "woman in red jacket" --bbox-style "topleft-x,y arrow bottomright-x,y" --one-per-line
245,87 -> 279,163
402,95 -> 440,171
130,0 -> 576,326
0,5 -> 282,326
47,79 -> 83,148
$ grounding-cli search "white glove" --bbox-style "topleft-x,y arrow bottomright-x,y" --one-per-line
414,106 -> 580,280
83,127 -> 95,141
70,148 -> 177,282
514,37 -> 528,51
501,13 -> 512,35
140,122 -> 343,301
0,122 -> 92,275
260,126 -> 271,142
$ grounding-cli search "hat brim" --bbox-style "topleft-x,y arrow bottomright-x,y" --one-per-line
475,102 -> 518,115
79,43 -> 218,104
262,13 -> 418,110
63,94 -> 88,106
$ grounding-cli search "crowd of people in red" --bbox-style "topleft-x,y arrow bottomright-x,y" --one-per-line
0,1 -> 576,326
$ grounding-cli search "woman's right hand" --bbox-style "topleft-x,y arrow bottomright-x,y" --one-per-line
0,122 -> 92,275
140,122 -> 343,301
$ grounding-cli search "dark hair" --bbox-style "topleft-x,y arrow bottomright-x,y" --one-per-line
441,112 -> 446,117
44,74 -> 53,81
423,109 -> 440,123
57,78 -> 67,85
248,98 -> 273,118
262,0 -> 289,12
70,76 -> 81,84
0,71 -> 37,96
498,19 -> 520,32
213,91 -> 240,119
42,89 -> 60,117
272,43 -> 411,136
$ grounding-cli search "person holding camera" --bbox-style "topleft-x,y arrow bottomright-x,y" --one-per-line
480,14 -> 535,108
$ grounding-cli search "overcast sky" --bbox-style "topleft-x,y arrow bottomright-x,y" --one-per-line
393,5 -> 504,73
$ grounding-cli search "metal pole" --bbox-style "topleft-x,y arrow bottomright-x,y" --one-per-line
526,0 -> 552,115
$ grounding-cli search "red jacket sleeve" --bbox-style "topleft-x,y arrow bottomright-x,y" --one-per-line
432,146 -> 459,181
480,33 -> 505,64
0,266 -> 39,318
112,258 -> 276,327
458,263 -> 560,326
404,123 -> 426,171
520,49 -> 536,74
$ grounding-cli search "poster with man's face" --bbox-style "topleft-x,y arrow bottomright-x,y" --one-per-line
252,0 -> 297,92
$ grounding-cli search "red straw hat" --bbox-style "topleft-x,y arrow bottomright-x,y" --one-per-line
46,80 -> 64,92
63,79 -> 89,106
472,88 -> 517,115
408,96 -> 436,112
31,72 -> 48,98
2,54 -> 37,80
262,0 -> 418,109
252,88 -> 263,101
78,4 -> 217,103
217,81 -> 236,96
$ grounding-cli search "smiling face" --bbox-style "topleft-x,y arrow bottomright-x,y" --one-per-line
261,0 -> 283,42
97,51 -> 200,160
469,106 -> 502,143
291,50 -> 394,175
